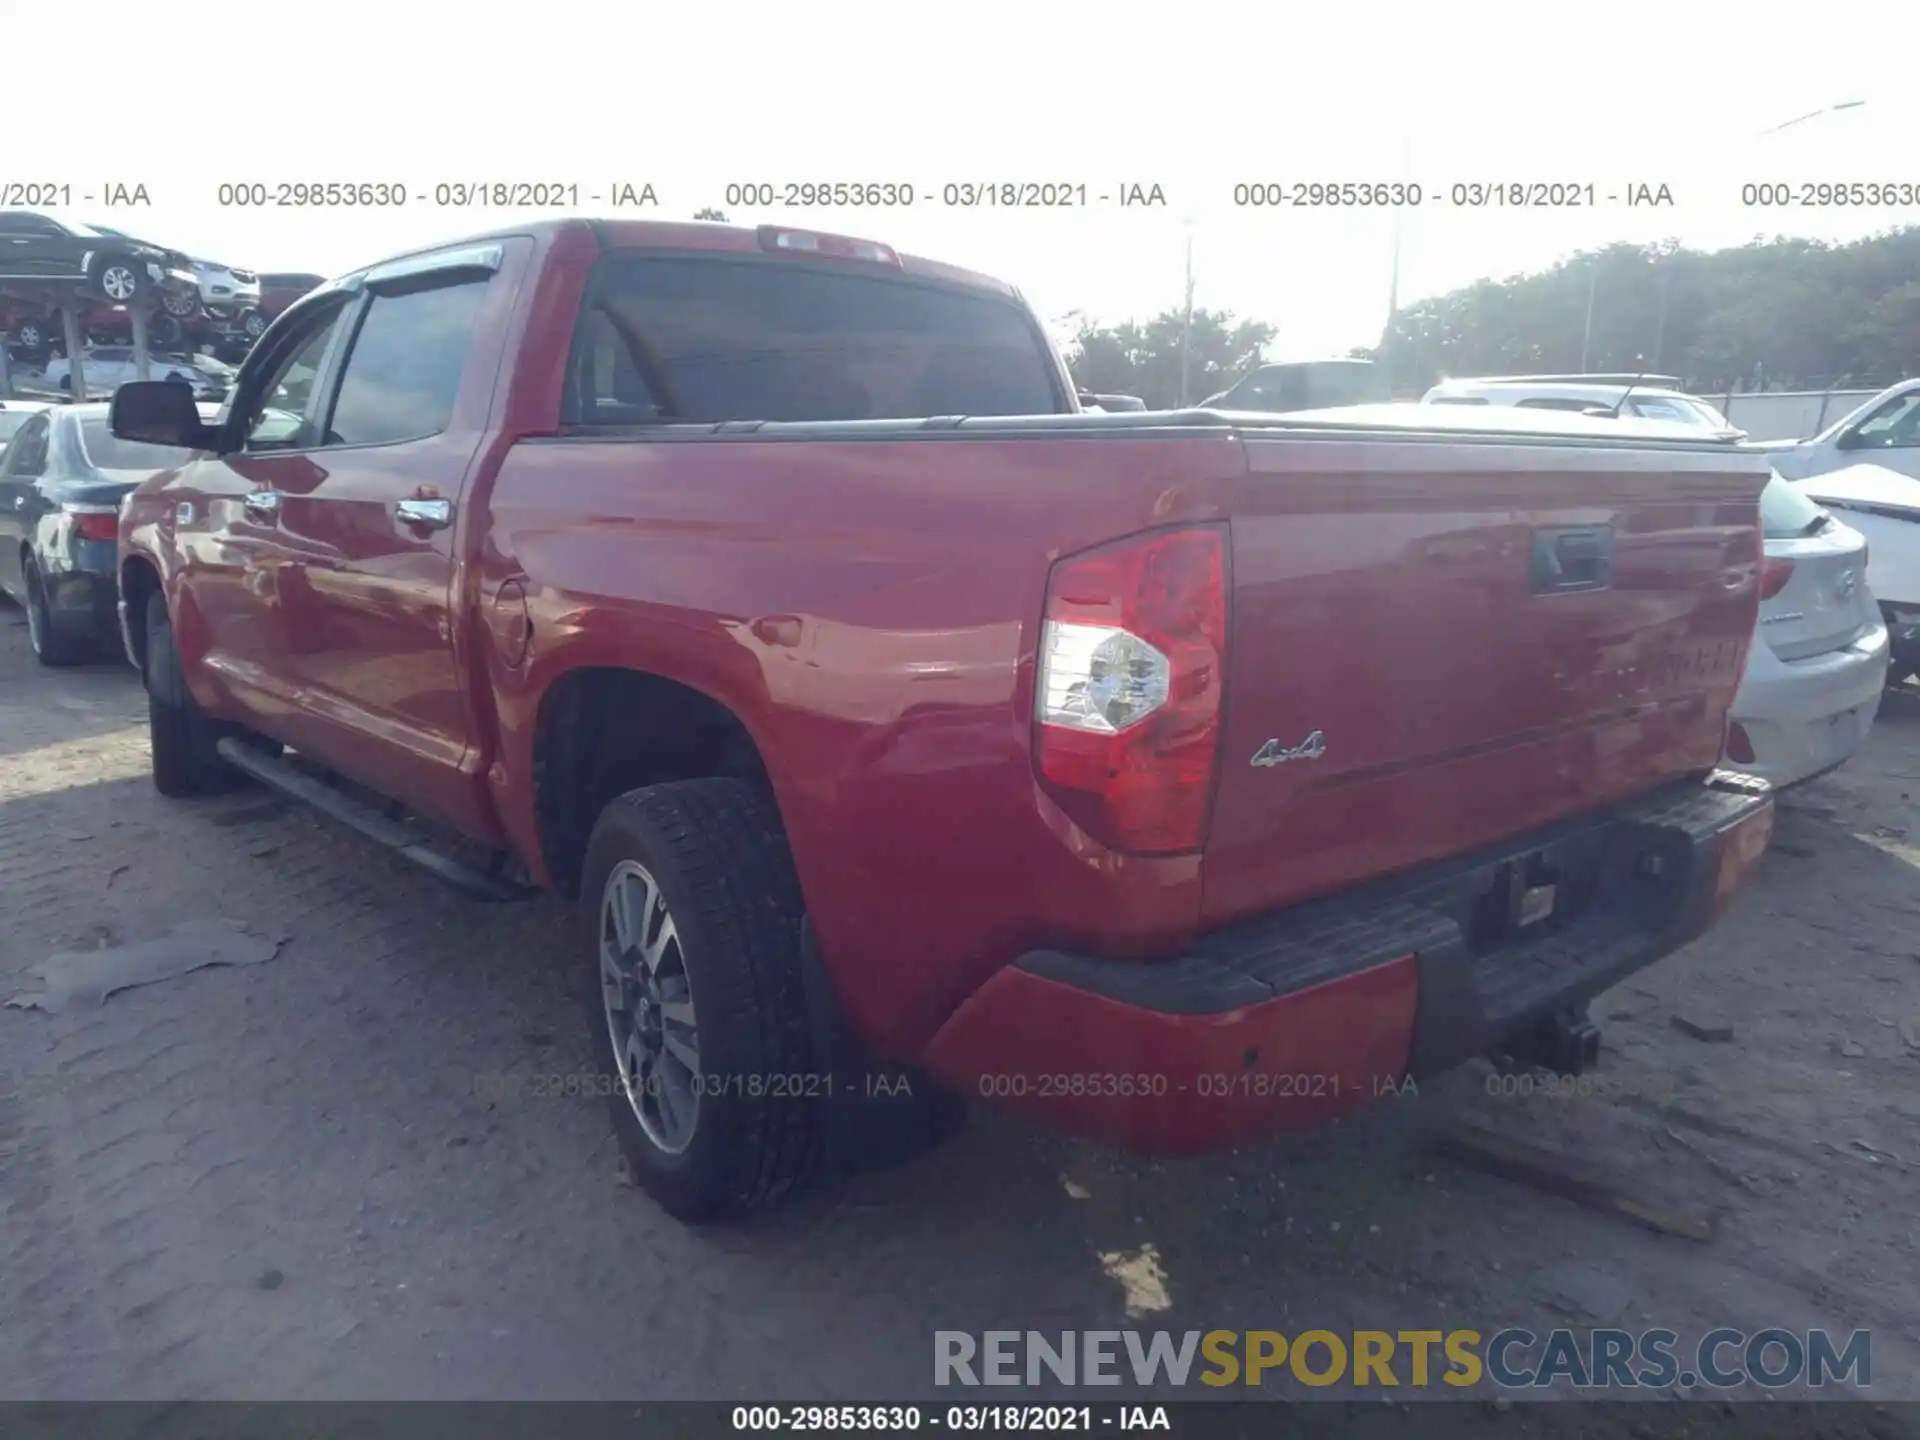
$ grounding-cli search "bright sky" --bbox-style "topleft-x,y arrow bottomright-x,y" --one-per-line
10,1 -> 1916,357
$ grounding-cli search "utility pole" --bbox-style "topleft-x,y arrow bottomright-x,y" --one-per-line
1381,219 -> 1402,391
1579,263 -> 1597,372
1177,223 -> 1195,407
1650,245 -> 1676,372
1380,131 -> 1410,394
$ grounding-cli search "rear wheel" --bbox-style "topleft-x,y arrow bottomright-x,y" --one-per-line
143,590 -> 243,796
580,778 -> 823,1221
23,556 -> 87,667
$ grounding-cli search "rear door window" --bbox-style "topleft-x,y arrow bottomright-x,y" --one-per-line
567,253 -> 1063,424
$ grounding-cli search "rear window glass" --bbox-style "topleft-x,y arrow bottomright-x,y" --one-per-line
1760,472 -> 1827,538
1517,397 -> 1601,413
81,419 -> 191,472
567,254 -> 1062,424
0,411 -> 35,441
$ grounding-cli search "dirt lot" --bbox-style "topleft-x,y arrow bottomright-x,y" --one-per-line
2,596 -> 1919,1417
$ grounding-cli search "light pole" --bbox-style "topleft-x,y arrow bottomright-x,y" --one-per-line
1177,218 -> 1195,406
1579,262 -> 1598,372
1380,133 -> 1410,393
1650,243 -> 1677,371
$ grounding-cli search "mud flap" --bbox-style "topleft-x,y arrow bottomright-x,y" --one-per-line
799,918 -> 967,1173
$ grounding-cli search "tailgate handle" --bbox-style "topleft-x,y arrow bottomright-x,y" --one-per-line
1531,526 -> 1613,595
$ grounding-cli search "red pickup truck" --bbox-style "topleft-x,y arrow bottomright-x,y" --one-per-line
109,219 -> 1775,1221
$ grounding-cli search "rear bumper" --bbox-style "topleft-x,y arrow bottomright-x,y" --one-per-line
920,772 -> 1773,1155
43,559 -> 119,641
1727,621 -> 1886,788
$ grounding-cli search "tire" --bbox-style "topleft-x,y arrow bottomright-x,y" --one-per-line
23,557 -> 87,667
142,589 -> 242,797
240,309 -> 267,340
148,312 -> 185,348
580,778 -> 823,1221
14,321 -> 43,353
91,252 -> 147,305
161,286 -> 200,319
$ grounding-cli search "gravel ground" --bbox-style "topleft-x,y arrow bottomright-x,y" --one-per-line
2,595 -> 1918,1420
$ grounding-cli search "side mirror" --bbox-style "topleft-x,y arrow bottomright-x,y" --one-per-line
1834,428 -> 1864,452
110,380 -> 223,452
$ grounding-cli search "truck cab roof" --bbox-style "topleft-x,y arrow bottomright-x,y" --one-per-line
327,217 -> 1021,301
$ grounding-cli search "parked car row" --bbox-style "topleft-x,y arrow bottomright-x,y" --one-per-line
37,347 -> 234,402
0,398 -> 218,664
2,209 -> 324,366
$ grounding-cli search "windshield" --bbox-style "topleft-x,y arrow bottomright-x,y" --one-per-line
1760,471 -> 1828,538
80,419 -> 193,472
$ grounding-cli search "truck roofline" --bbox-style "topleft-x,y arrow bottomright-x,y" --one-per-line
323,216 -> 1019,301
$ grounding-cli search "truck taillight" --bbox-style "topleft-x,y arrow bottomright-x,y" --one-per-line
1034,524 -> 1227,855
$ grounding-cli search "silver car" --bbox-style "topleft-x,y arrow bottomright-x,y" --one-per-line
1723,473 -> 1887,787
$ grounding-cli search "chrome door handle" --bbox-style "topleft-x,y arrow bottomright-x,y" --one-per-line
395,497 -> 453,530
242,489 -> 281,518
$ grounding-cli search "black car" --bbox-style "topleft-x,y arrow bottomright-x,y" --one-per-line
0,210 -> 195,306
0,400 -> 211,665
1198,358 -> 1392,412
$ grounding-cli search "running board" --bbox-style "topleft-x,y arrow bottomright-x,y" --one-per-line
215,738 -> 534,903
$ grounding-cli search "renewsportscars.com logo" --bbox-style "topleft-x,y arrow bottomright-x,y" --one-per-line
935,1328 -> 1872,1391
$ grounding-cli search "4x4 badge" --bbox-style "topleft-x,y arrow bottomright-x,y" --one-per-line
1251,731 -> 1327,767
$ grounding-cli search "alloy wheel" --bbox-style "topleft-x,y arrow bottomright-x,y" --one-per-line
101,265 -> 138,302
599,859 -> 701,1154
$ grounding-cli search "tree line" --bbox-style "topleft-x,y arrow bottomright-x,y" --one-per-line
1061,225 -> 1920,404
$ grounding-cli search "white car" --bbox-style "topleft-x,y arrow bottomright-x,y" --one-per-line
1757,378 -> 1920,484
39,347 -> 228,401
188,258 -> 262,322
1791,461 -> 1920,685
1423,378 -> 1742,437
1723,473 -> 1887,788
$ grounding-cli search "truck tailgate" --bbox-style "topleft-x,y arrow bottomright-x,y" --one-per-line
1203,432 -> 1770,926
